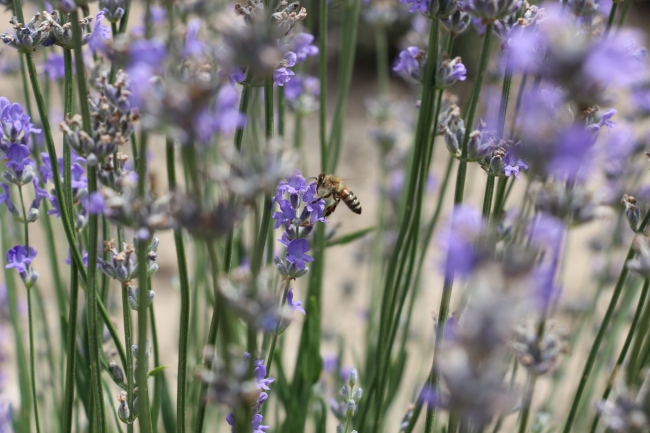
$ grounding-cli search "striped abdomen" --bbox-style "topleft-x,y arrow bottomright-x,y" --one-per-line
340,187 -> 362,214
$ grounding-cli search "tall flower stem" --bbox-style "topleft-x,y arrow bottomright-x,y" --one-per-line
318,0 -> 328,170
17,183 -> 40,433
518,374 -> 537,433
590,278 -> 650,433
166,138 -> 191,433
120,280 -> 135,433
617,0 -> 633,30
26,286 -> 41,433
425,23 -> 494,433
61,42 -> 78,433
604,1 -> 618,37
562,209 -> 650,433
68,9 -> 106,430
485,52 -> 513,220
265,279 -> 292,375
136,135 -> 153,433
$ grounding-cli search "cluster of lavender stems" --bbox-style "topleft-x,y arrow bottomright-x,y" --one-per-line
0,0 -> 650,433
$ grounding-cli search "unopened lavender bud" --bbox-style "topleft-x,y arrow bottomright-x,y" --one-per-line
274,256 -> 289,277
109,360 -> 125,383
346,400 -> 356,417
131,344 -> 138,359
336,423 -> 345,433
352,387 -> 363,402
148,237 -> 160,253
117,392 -> 130,423
467,130 -> 483,161
349,368 -> 358,387
442,10 -> 471,35
27,208 -> 39,222
341,385 -> 350,402
87,153 -> 99,167
147,263 -> 159,277
293,266 -> 309,279
116,264 -> 130,282
622,194 -> 640,232
24,270 -> 38,289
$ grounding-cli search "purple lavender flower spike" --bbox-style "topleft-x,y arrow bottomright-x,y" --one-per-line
273,199 -> 296,229
5,245 -> 36,273
286,238 -> 314,270
84,192 -> 106,215
287,288 -> 306,315
251,414 -> 270,433
438,204 -> 484,278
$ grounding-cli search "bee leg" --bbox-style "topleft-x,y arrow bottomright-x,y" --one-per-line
310,192 -> 332,204
324,196 -> 340,217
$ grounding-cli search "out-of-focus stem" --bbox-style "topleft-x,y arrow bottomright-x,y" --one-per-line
318,0 -> 328,171
26,287 -> 41,433
590,278 -> 650,433
265,279 -> 291,375
563,209 -> 650,433
425,23 -> 494,433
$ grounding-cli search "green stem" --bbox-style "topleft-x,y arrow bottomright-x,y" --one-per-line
562,209 -> 650,433
62,259 -> 79,433
265,280 -> 292,376
136,135 -> 153,433
482,175 -> 495,219
617,0 -> 633,30
590,278 -> 650,433
375,25 -> 389,95
425,24 -> 494,433
118,0 -> 132,34
319,0 -> 328,171
120,280 -> 135,433
150,302 -> 162,430
27,288 -> 42,433
492,177 -> 508,219
166,138 -> 191,433
518,374 -> 537,433
604,1 -> 618,37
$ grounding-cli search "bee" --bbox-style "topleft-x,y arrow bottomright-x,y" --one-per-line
312,173 -> 362,217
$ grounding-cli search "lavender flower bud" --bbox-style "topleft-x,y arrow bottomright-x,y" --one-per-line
0,15 -> 51,53
352,387 -> 363,402
109,360 -> 125,384
627,236 -> 650,279
117,392 -> 130,423
26,208 -> 39,223
622,195 -> 640,232
345,400 -> 356,417
100,0 -> 126,23
348,368 -> 358,387
269,2 -> 307,38
341,385 -> 350,402
439,105 -> 464,158
336,423 -> 345,433
461,0 -> 522,21
442,10 -> 471,35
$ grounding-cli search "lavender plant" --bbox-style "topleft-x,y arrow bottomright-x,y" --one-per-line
0,0 -> 649,432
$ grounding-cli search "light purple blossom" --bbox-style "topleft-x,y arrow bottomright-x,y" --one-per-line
286,238 -> 314,270
183,19 -> 205,58
393,47 -> 422,80
87,11 -> 111,53
598,109 -> 617,130
438,204 -> 484,278
43,53 -> 66,81
5,245 -> 36,273
273,52 -> 297,86
5,144 -> 33,175
399,0 -> 431,14
290,33 -> 318,63
287,288 -> 305,315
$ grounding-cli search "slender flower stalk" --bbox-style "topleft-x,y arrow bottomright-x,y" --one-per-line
563,209 -> 650,433
425,23 -> 494,433
590,278 -> 650,432
265,279 -> 291,374
166,137 -> 190,433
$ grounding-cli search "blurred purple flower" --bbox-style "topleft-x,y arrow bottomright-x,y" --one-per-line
287,288 -> 305,315
393,47 -> 421,80
549,126 -> 595,182
399,0 -> 431,14
286,238 -> 314,270
284,75 -> 320,102
83,192 -> 106,215
439,204 -> 484,278
598,109 -> 617,130
87,11 -> 111,53
183,19 -> 205,58
5,245 -> 36,273
43,53 -> 66,81
290,33 -> 318,63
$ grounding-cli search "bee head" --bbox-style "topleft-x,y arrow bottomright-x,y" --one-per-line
317,172 -> 325,185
